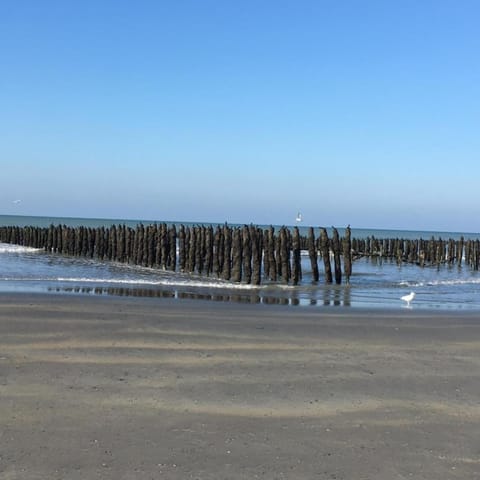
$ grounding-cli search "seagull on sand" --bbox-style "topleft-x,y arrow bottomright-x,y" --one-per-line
401,291 -> 416,306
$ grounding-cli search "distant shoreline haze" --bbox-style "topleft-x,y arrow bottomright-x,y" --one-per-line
1,214 -> 479,240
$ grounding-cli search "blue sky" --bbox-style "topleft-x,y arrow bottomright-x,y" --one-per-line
1,1 -> 479,231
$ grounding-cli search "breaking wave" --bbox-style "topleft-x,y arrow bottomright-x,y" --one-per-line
0,243 -> 41,253
56,277 -> 263,290
400,278 -> 480,287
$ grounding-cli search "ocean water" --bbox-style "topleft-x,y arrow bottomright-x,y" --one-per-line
2,214 -> 480,310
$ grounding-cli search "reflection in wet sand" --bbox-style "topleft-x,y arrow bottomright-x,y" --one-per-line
48,284 -> 353,307
322,286 -> 351,307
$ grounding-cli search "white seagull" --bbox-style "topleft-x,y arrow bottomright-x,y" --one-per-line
401,291 -> 416,306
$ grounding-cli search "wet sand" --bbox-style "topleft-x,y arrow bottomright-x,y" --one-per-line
1,293 -> 480,479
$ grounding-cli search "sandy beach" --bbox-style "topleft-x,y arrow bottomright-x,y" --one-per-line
1,293 -> 480,479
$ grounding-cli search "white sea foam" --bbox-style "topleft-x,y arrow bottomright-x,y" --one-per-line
56,277 -> 262,290
0,243 -> 41,253
400,278 -> 480,288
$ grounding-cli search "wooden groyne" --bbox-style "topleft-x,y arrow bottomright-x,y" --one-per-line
352,235 -> 478,269
1,224 -> 479,288
0,223 -> 352,285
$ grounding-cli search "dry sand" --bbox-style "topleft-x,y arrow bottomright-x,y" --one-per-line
1,293 -> 480,479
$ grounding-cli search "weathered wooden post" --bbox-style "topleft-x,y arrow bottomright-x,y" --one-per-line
435,238 -> 442,266
93,227 -> 100,259
184,227 -> 191,271
122,225 -> 129,263
465,240 -> 471,268
365,237 -> 372,258
140,225 -> 147,266
116,225 -> 124,262
332,227 -> 342,284
475,240 -> 480,270
134,225 -> 140,264
168,225 -> 177,271
213,226 -> 222,277
39,228 -> 46,248
411,239 -> 419,264
45,224 -> 53,252
251,226 -> 262,286
275,229 -> 282,278
84,227 -> 92,258
474,240 -> 480,270
65,227 -> 71,255
178,225 -> 186,272
153,225 -> 161,267
286,229 -> 292,280
427,237 -> 435,264
418,239 -> 425,267
395,239 -> 402,265
242,226 -> 252,284
268,226 -> 277,281
73,227 -> 80,256
204,226 -> 213,276
16,227 -> 22,246
405,239 -> 411,263
307,227 -> 319,282
457,237 -> 464,266
53,225 -> 60,253
104,226 -> 111,260
112,225 -> 121,262
127,227 -> 134,263
51,225 -> 58,253
292,226 -> 301,285
109,225 -> 117,261
231,227 -> 242,282
21,227 -> 27,247
73,226 -> 81,258
160,224 -> 168,269
159,224 -> 166,269
447,239 -> 454,265
55,225 -> 62,253
86,227 -> 94,259
188,227 -> 197,273
125,227 -> 135,263
262,228 -> 270,279
222,225 -> 232,280
195,227 -> 204,275
342,225 -> 352,284
279,227 -> 290,284
144,225 -> 152,267
320,228 -> 333,284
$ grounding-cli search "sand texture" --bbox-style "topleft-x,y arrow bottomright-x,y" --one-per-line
1,293 -> 480,479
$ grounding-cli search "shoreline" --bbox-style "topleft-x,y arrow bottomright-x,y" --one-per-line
1,293 -> 480,478
3,287 -> 480,313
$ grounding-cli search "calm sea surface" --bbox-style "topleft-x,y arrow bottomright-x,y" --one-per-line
2,214 -> 480,310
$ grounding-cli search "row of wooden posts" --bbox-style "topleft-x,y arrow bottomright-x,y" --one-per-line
2,224 -> 480,286
0,224 -> 352,285
353,236 -> 480,270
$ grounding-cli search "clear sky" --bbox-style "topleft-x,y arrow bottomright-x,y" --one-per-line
1,1 -> 479,231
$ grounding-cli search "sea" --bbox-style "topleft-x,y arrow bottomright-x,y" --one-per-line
2,214 -> 480,311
